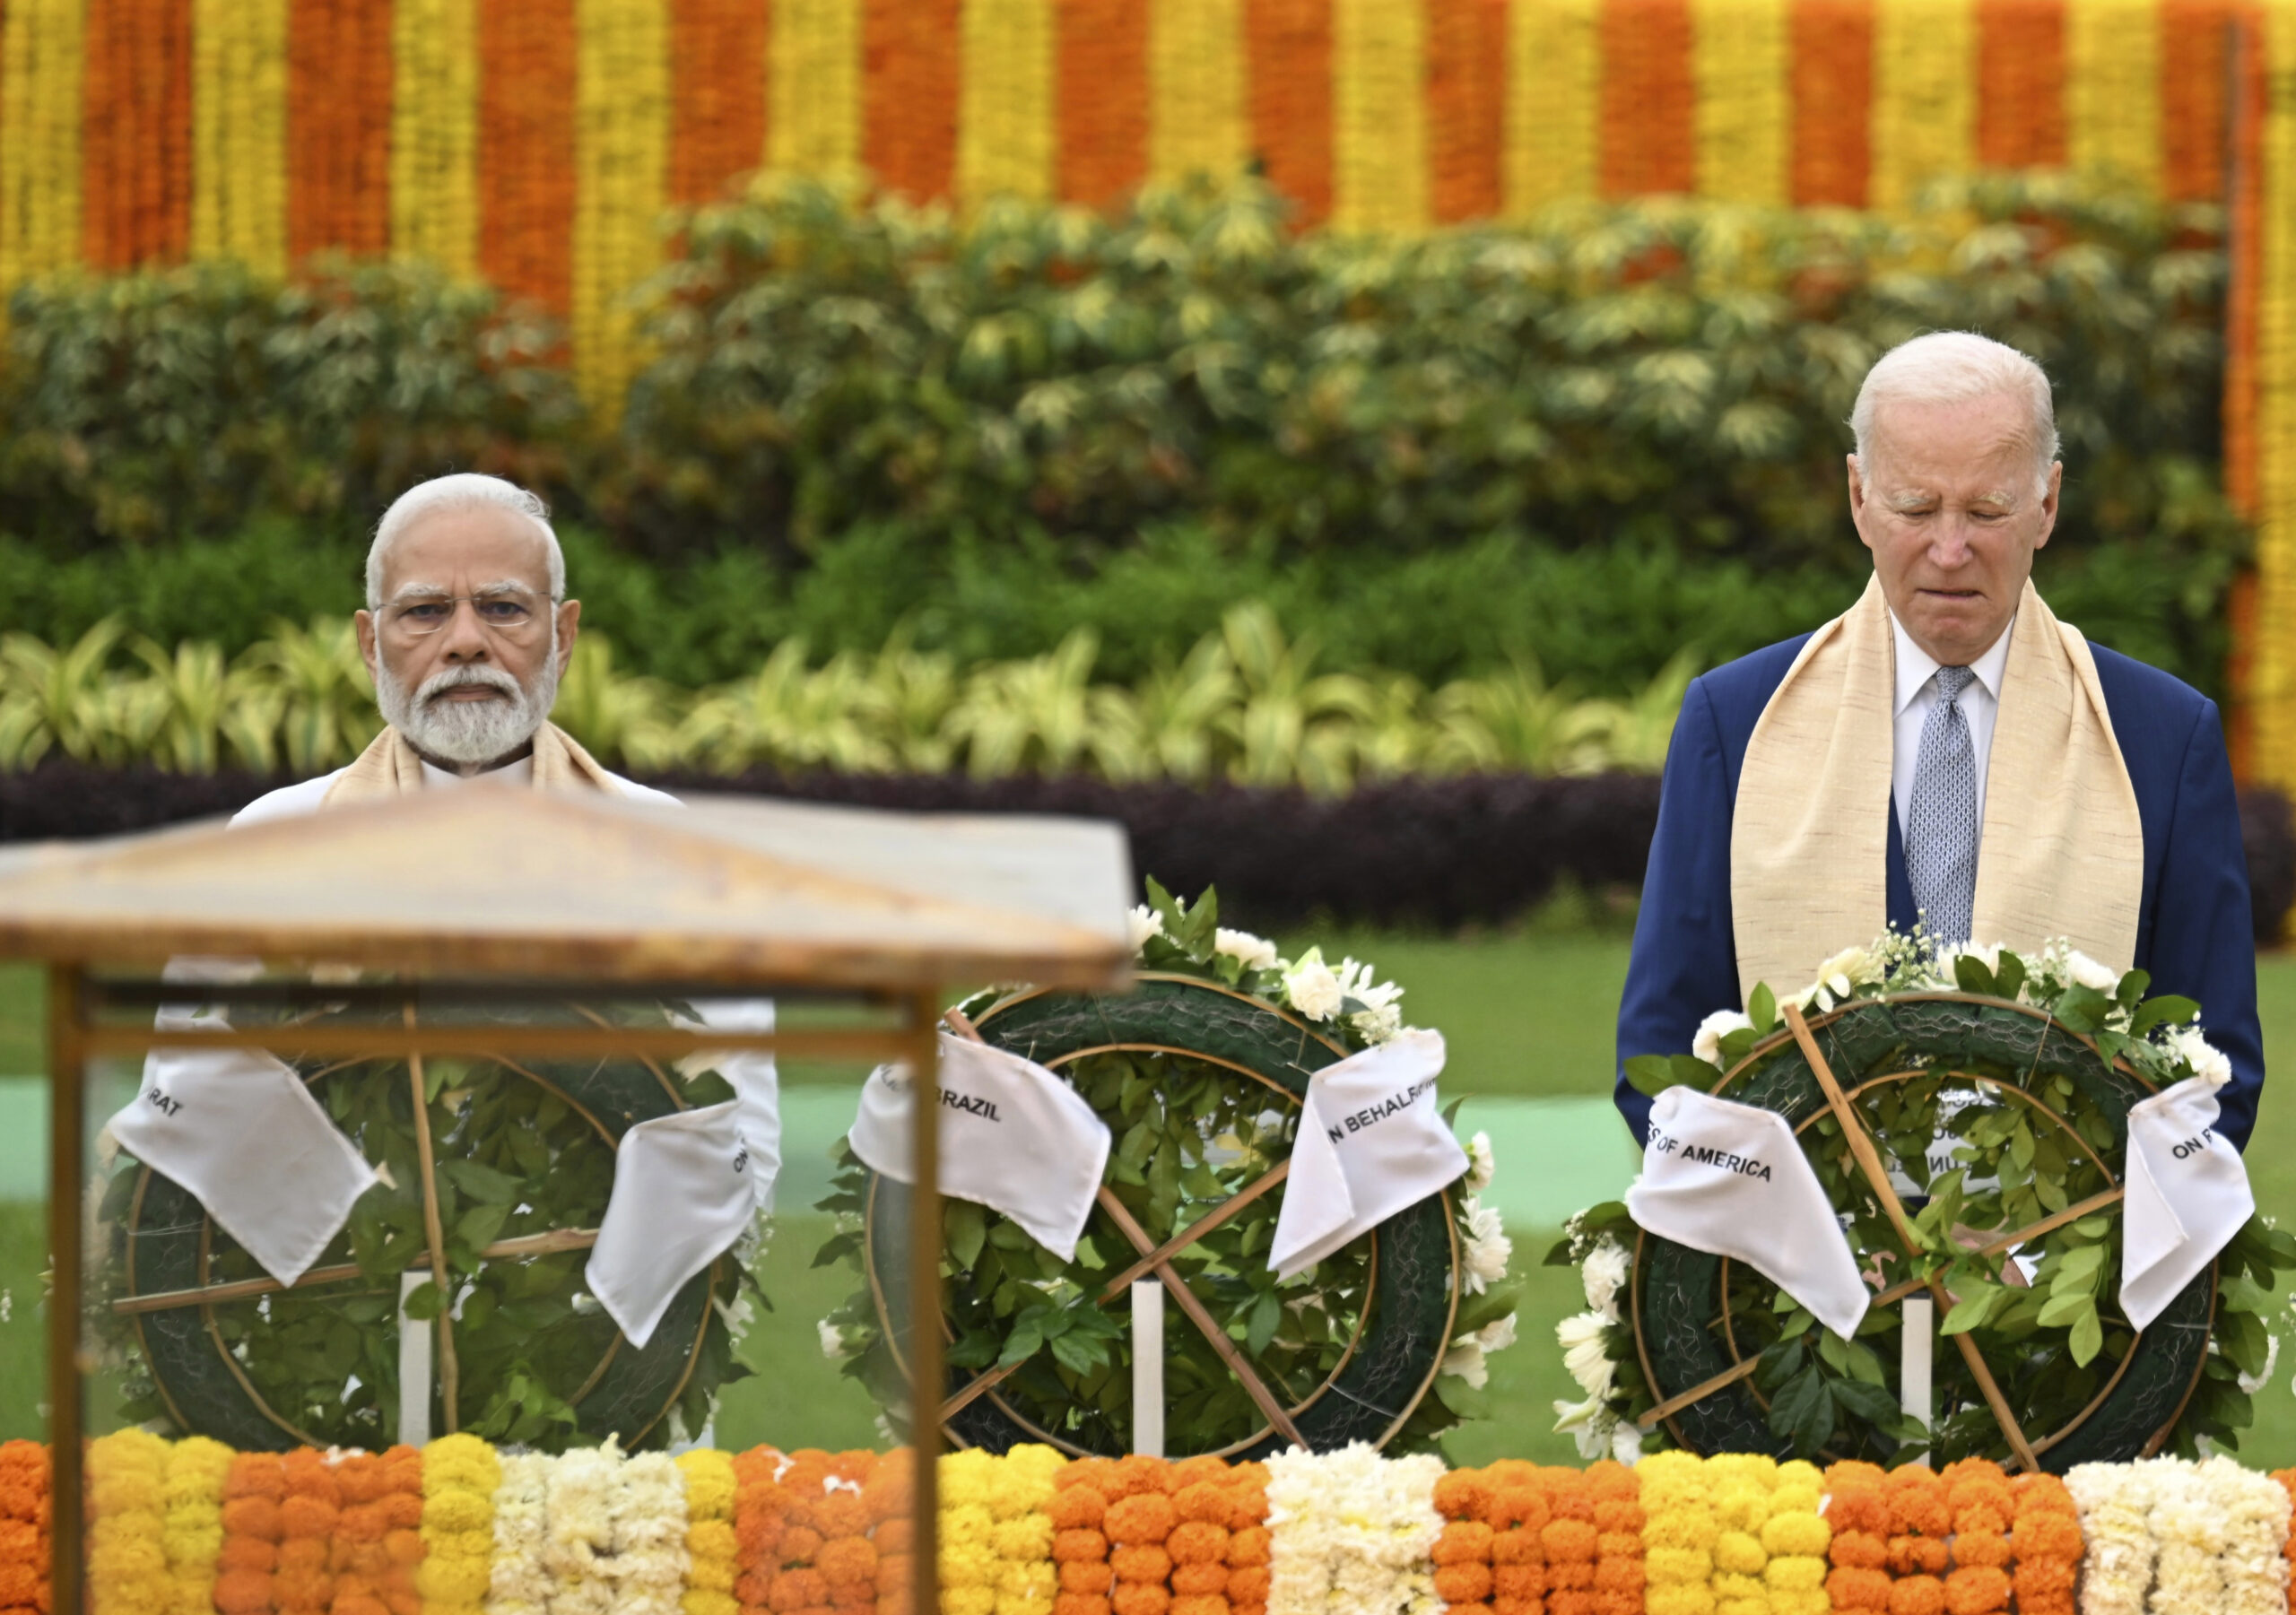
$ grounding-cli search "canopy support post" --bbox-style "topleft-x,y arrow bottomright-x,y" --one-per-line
907,988 -> 944,1615
48,964 -> 84,1615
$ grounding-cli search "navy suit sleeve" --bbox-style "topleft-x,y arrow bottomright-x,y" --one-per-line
1614,676 -> 1743,1145
2144,699 -> 2265,1149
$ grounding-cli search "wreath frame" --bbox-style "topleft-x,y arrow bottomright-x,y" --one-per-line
109,1013 -> 737,1454
1630,989 -> 2213,1472
859,972 -> 1463,1459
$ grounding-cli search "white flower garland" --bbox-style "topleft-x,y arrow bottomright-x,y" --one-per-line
610,1451 -> 691,1615
543,1439 -> 624,1615
1266,1445 -> 1444,1615
1551,1231 -> 1640,1463
2067,1460 -> 2160,1615
2066,1456 -> 2292,1615
484,1451 -> 553,1615
2203,1454 -> 2294,1615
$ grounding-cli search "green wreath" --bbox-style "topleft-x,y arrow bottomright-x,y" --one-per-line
97,1000 -> 757,1453
1551,936 -> 2296,1471
818,883 -> 1518,1458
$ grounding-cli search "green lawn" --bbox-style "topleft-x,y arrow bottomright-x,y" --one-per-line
8,938 -> 2296,1467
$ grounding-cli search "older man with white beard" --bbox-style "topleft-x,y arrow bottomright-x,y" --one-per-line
106,472 -> 778,1375
236,472 -> 674,815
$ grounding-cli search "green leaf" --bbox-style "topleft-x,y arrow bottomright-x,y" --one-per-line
1992,951 -> 2027,1003
2035,1291 -> 2093,1329
2068,1307 -> 2105,1366
400,1280 -> 441,1321
1246,1289 -> 1283,1354
946,1200 -> 987,1271
455,1202 -> 510,1255
1940,1287 -> 2002,1335
2051,1245 -> 2106,1286
2131,994 -> 2202,1038
443,1159 -> 523,1205
1624,1055 -> 1686,1098
1828,1376 -> 1903,1427
1953,955 -> 1997,996
1749,983 -> 1778,1036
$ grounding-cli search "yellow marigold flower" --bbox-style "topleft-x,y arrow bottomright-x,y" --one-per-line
1713,1529 -> 1767,1575
944,1588 -> 998,1615
1646,1546 -> 1715,1582
1759,1512 -> 1830,1559
1763,1556 -> 1825,1593
1646,1585 -> 1719,1615
1768,1593 -> 1827,1615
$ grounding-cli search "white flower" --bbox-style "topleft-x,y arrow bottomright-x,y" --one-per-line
1216,928 -> 1280,971
1460,1198 -> 1511,1293
1581,1238 -> 1630,1319
1943,941 -> 2003,978
1552,1394 -> 1620,1459
1692,1007 -> 1752,1067
1463,1131 -> 1495,1194
1476,1314 -> 1518,1355
1610,1419 -> 1644,1465
1556,1310 -> 1615,1400
2166,1024 -> 2233,1089
1814,944 -> 1874,1000
1440,1340 -> 1488,1389
2064,948 -> 2123,994
1282,949 -> 1344,1021
818,1318 -> 852,1360
1126,905 -> 1165,951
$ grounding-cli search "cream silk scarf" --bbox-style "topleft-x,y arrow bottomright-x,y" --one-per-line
320,721 -> 623,805
1728,576 -> 2144,1004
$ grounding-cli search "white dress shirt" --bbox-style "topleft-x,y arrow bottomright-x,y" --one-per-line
1891,612 -> 2013,838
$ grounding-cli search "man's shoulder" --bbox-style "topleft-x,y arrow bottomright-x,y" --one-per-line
2084,639 -> 2214,727
230,773 -> 343,826
1687,633 -> 1817,743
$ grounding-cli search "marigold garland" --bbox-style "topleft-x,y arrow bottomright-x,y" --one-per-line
2005,1472 -> 2078,1615
678,1448 -> 741,1615
88,1428 -> 171,1615
160,1436 -> 234,1615
415,1433 -> 500,1615
0,1439 -> 48,1615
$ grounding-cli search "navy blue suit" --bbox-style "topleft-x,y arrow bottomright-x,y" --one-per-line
1614,631 -> 2265,1150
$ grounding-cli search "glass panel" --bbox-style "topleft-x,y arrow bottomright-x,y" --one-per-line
64,965 -> 927,1615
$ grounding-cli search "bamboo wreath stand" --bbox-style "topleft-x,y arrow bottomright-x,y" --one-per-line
0,785 -> 1133,1615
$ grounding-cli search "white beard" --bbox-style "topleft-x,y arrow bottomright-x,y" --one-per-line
374,638 -> 560,769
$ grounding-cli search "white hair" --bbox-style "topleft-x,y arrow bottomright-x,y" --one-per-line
367,473 -> 565,606
1848,332 -> 2061,492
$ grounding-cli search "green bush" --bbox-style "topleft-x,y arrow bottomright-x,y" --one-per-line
0,259 -> 582,554
0,171 -> 2245,700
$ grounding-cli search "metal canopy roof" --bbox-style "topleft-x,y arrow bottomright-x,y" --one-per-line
0,785 -> 1135,991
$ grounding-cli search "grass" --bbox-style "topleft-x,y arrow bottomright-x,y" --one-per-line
6,935 -> 2296,1468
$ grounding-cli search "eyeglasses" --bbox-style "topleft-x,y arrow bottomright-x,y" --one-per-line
380,589 -> 557,638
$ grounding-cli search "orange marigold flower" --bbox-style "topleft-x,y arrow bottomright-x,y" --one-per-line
1061,1461 -> 1120,1494
1831,1530 -> 1887,1571
770,1568 -> 828,1611
1888,1536 -> 1948,1576
817,1538 -> 876,1584
226,1456 -> 287,1501
1226,1492 -> 1267,1533
779,1526 -> 824,1566
1170,1598 -> 1225,1615
223,1497 -> 283,1540
1434,1522 -> 1493,1564
1225,1528 -> 1270,1568
1825,1565 -> 1892,1611
1106,1495 -> 1177,1546
1592,1558 -> 1642,1594
1433,1472 -> 1492,1523
1486,1489 -> 1548,1534
1434,1564 -> 1492,1602
219,1538 -> 278,1574
1492,1565 -> 1544,1600
876,1519 -> 915,1556
1167,1524 -> 1228,1566
1492,1601 -> 1536,1615
1888,1577 -> 1946,1615
1109,1458 -> 1170,1500
1169,1458 -> 1227,1491
1174,1485 -> 1231,1526
1489,1528 -> 1543,1567
214,1568 -> 275,1614
1063,1564 -> 1115,1594
1540,1520 -> 1597,1563
1110,1546 -> 1171,1585
1057,1529 -> 1110,1563
1943,1566 -> 2009,1615
1111,1584 -> 1170,1615
1049,1489 -> 1109,1531
1224,1568 -> 1270,1604
1171,1565 -> 1229,1597
1054,1598 -> 1110,1615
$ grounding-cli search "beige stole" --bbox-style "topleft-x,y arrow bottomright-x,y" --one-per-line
1728,575 -> 2144,1004
320,722 -> 625,808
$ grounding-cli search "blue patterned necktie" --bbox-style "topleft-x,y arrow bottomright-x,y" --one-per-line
1906,664 -> 1979,946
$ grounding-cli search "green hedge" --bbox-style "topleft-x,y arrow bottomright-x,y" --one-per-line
0,171 -> 2245,698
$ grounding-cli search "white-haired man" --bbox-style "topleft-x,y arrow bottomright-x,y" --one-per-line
237,472 -> 671,815
1616,331 -> 2262,1147
109,473 -> 774,1359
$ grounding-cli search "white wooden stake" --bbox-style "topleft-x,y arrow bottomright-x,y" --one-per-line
1900,1296 -> 1935,1464
1131,1280 -> 1164,1457
398,1270 -> 434,1449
